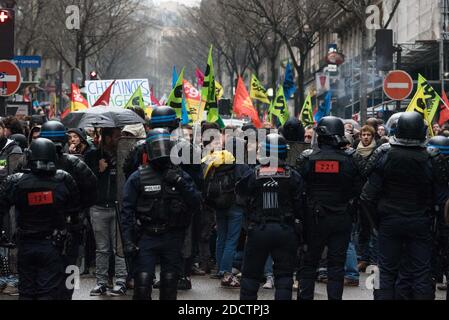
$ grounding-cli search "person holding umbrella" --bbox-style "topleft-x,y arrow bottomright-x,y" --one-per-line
84,127 -> 128,297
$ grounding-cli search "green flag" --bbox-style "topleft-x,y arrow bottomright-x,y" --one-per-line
167,67 -> 185,119
268,86 -> 290,125
299,93 -> 314,127
201,46 -> 220,124
124,86 -> 146,109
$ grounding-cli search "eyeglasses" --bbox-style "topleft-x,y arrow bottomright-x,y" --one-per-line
304,135 -> 313,139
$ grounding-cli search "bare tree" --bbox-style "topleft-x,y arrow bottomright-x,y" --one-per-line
192,0 -> 253,93
42,0 -> 141,82
224,0 -> 334,115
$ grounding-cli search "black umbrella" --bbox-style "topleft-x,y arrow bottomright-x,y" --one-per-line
62,106 -> 145,128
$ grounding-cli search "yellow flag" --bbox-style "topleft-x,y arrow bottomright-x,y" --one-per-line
299,93 -> 314,127
406,74 -> 441,135
215,81 -> 224,100
250,74 -> 270,104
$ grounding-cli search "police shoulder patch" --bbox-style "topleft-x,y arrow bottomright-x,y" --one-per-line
144,185 -> 162,192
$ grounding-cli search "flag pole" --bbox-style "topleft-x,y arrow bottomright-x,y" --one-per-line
441,95 -> 449,111
193,81 -> 204,147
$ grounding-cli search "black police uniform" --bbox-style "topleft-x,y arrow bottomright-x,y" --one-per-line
120,129 -> 201,300
236,134 -> 304,300
391,135 -> 449,300
361,113 -> 443,300
297,116 -> 361,300
427,137 -> 449,299
40,121 -> 98,299
0,138 -> 80,300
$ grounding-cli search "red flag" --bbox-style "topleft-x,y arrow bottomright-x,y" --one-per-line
233,77 -> 262,129
195,67 -> 204,87
93,80 -> 116,107
150,87 -> 160,106
60,107 -> 71,120
439,90 -> 449,126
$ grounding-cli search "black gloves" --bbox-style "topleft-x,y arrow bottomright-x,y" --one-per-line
124,242 -> 139,258
163,168 -> 183,188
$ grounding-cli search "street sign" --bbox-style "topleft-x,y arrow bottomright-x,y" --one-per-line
0,60 -> 21,97
12,56 -> 41,69
383,70 -> 413,101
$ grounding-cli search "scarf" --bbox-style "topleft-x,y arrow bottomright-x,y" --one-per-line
356,139 -> 376,158
201,150 -> 235,178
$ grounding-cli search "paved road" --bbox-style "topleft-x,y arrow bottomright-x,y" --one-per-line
2,272 -> 446,300
71,272 -> 446,300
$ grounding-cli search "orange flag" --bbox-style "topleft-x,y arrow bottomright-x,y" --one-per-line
71,83 -> 89,111
233,77 -> 262,128
93,80 -> 116,107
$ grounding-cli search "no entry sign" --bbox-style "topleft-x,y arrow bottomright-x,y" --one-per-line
383,70 -> 414,101
0,60 -> 22,97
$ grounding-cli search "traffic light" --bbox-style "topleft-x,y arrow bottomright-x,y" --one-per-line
376,29 -> 394,71
0,9 -> 15,59
89,71 -> 98,80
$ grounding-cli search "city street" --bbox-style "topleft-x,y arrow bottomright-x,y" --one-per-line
0,0 -> 448,305
2,272 -> 446,300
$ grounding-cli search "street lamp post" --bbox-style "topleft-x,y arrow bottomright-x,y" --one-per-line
70,67 -> 83,88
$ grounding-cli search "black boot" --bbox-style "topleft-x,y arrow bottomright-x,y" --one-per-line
160,272 -> 178,300
327,279 -> 344,300
298,279 -> 315,300
240,277 -> 260,300
133,272 -> 153,300
274,276 -> 293,301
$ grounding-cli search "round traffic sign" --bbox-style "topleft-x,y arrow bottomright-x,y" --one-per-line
383,70 -> 413,101
0,60 -> 22,97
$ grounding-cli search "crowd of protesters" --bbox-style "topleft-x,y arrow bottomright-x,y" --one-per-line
1,108 -> 449,300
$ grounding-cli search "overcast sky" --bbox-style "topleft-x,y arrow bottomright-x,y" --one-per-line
154,0 -> 200,6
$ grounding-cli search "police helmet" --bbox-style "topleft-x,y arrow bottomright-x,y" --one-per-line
315,116 -> 347,147
149,106 -> 179,131
40,120 -> 67,146
385,112 -> 404,137
261,133 -> 289,161
145,128 -> 173,164
396,112 -> 427,141
427,135 -> 449,157
282,117 -> 305,142
28,138 -> 57,174
316,116 -> 345,137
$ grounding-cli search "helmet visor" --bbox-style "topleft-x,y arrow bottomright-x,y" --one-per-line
147,139 -> 173,161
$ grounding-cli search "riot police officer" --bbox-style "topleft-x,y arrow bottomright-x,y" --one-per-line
427,136 -> 449,299
0,138 -> 80,300
120,128 -> 201,300
39,120 -> 98,299
279,117 -> 309,167
360,112 -> 441,300
297,116 -> 360,300
236,133 -> 304,300
123,106 -> 179,179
